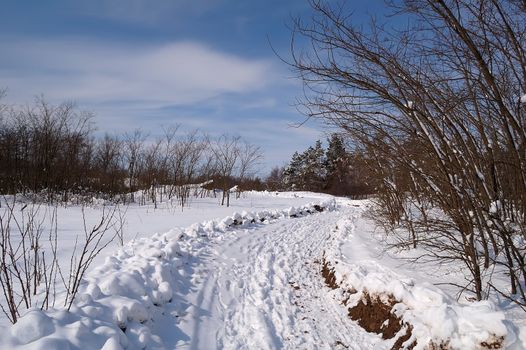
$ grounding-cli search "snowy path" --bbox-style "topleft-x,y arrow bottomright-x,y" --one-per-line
171,206 -> 386,349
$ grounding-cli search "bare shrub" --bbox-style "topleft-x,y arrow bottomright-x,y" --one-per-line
0,198 -> 125,322
0,197 -> 59,323
62,205 -> 124,310
291,0 -> 526,303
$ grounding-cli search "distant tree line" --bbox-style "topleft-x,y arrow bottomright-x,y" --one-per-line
0,93 -> 262,206
291,0 -> 526,305
267,134 -> 373,197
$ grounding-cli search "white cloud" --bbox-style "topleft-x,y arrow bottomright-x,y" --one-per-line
0,38 -> 274,107
0,36 -> 324,171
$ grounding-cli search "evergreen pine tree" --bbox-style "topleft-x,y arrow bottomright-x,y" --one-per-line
325,134 -> 350,194
282,151 -> 304,190
302,140 -> 326,191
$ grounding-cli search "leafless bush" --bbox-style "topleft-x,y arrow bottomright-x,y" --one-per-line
0,197 -> 59,323
0,198 -> 126,322
0,97 -> 264,206
62,205 -> 124,310
291,0 -> 526,303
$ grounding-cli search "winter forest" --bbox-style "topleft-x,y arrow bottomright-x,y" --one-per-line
1,0 -> 526,349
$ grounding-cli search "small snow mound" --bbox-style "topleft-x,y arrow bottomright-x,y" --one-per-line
185,223 -> 204,237
286,207 -> 298,217
27,337 -> 72,350
11,309 -> 55,345
153,281 -> 173,305
99,272 -> 146,298
203,220 -> 216,233
101,336 -> 123,350
140,247 -> 164,259
217,216 -> 235,231
126,322 -> 151,349
164,241 -> 183,257
86,283 -> 102,299
76,292 -> 94,307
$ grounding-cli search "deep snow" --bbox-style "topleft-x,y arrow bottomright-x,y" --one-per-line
0,192 -> 525,349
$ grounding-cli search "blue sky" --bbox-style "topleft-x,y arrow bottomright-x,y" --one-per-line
0,0 -> 387,173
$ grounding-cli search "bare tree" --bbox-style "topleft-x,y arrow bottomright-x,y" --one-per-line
157,125 -> 180,203
0,95 -> 266,206
94,134 -> 123,196
123,129 -> 146,203
236,140 -> 263,198
142,138 -> 163,207
265,166 -> 285,191
291,0 -> 526,303
211,135 -> 241,207
175,130 -> 207,208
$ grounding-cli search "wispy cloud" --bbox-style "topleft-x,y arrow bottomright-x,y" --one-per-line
0,37 -> 275,107
75,0 -> 220,25
0,1 -> 327,171
0,36 -> 324,171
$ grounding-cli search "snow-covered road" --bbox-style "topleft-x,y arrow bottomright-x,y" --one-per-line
172,204 -> 386,349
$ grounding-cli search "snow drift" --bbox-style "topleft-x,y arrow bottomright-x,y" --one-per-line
322,217 -> 517,350
0,200 -> 336,350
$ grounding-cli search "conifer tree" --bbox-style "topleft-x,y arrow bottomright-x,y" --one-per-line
302,140 -> 326,191
325,134 -> 349,192
282,151 -> 303,190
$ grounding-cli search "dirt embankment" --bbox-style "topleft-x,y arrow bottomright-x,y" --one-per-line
319,258 -> 504,350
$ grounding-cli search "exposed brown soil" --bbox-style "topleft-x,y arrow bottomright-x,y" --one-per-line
319,257 -> 505,350
321,259 -> 338,289
320,257 -> 414,348
427,342 -> 451,350
392,325 -> 416,350
347,291 -> 404,340
481,336 -> 504,349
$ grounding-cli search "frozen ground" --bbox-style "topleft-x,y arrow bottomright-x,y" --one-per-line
0,193 -> 525,349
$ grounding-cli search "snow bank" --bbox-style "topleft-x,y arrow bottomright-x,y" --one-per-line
244,190 -> 335,200
0,199 -> 336,350
182,199 -> 336,238
323,217 -> 516,350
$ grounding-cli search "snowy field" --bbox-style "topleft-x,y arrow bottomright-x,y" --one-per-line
0,191 -> 330,327
0,192 -> 525,349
